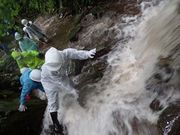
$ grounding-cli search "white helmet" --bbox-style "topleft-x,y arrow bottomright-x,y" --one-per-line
20,67 -> 28,74
15,32 -> 22,40
30,69 -> 41,82
23,27 -> 27,32
21,19 -> 28,26
45,47 -> 63,71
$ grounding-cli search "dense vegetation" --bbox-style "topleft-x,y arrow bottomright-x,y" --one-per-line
0,0 -> 95,37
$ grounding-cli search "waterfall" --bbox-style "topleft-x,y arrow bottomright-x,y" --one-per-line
41,0 -> 180,135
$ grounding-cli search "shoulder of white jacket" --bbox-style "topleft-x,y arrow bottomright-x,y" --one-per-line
62,48 -> 75,54
47,47 -> 58,52
63,48 -> 74,51
45,47 -> 58,57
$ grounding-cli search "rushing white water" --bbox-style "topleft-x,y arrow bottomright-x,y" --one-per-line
41,0 -> 180,135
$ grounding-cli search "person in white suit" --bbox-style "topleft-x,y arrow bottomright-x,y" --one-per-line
41,47 -> 96,133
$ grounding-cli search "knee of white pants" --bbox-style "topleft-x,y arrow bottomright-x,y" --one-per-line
33,89 -> 47,100
48,104 -> 58,113
48,93 -> 59,113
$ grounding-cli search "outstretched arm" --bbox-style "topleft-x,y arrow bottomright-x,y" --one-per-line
62,48 -> 96,60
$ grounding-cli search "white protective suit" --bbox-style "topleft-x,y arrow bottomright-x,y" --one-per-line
41,47 -> 96,112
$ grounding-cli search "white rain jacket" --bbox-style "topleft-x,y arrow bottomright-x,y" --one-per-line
41,47 -> 91,112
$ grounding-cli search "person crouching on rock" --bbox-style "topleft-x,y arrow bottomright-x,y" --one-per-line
18,68 -> 46,112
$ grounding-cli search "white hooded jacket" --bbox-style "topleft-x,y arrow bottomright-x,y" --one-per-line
41,47 -> 93,112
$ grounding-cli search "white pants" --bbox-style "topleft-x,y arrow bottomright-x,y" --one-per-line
32,89 -> 47,100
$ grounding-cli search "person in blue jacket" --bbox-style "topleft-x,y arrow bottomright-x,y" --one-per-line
18,68 -> 45,112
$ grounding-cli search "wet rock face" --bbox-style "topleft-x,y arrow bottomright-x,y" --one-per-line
0,100 -> 46,135
0,56 -> 20,91
145,57 -> 176,111
105,1 -> 140,15
112,110 -> 159,135
0,73 -> 19,91
74,58 -> 108,105
65,2 -> 142,105
145,55 -> 180,134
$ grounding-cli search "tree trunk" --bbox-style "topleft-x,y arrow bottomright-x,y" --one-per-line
60,0 -> 63,9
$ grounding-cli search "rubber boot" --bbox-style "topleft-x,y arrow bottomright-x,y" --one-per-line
50,112 -> 64,134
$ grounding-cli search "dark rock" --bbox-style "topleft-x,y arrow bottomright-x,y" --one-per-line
146,54 -> 180,134
149,98 -> 163,111
0,55 -> 20,92
75,58 -> 107,88
90,6 -> 104,19
157,57 -> 172,68
0,90 -> 18,100
69,24 -> 82,42
75,58 -> 107,105
0,99 -> 46,135
105,2 -> 140,15
158,102 -> 180,135
0,73 -> 20,91
81,13 -> 96,27
160,67 -> 174,82
154,73 -> 162,80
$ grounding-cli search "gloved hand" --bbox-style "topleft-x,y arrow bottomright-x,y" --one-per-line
87,48 -> 96,58
18,104 -> 27,112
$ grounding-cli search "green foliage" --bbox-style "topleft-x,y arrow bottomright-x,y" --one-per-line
62,0 -> 94,13
0,0 -> 20,36
0,0 -> 95,37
